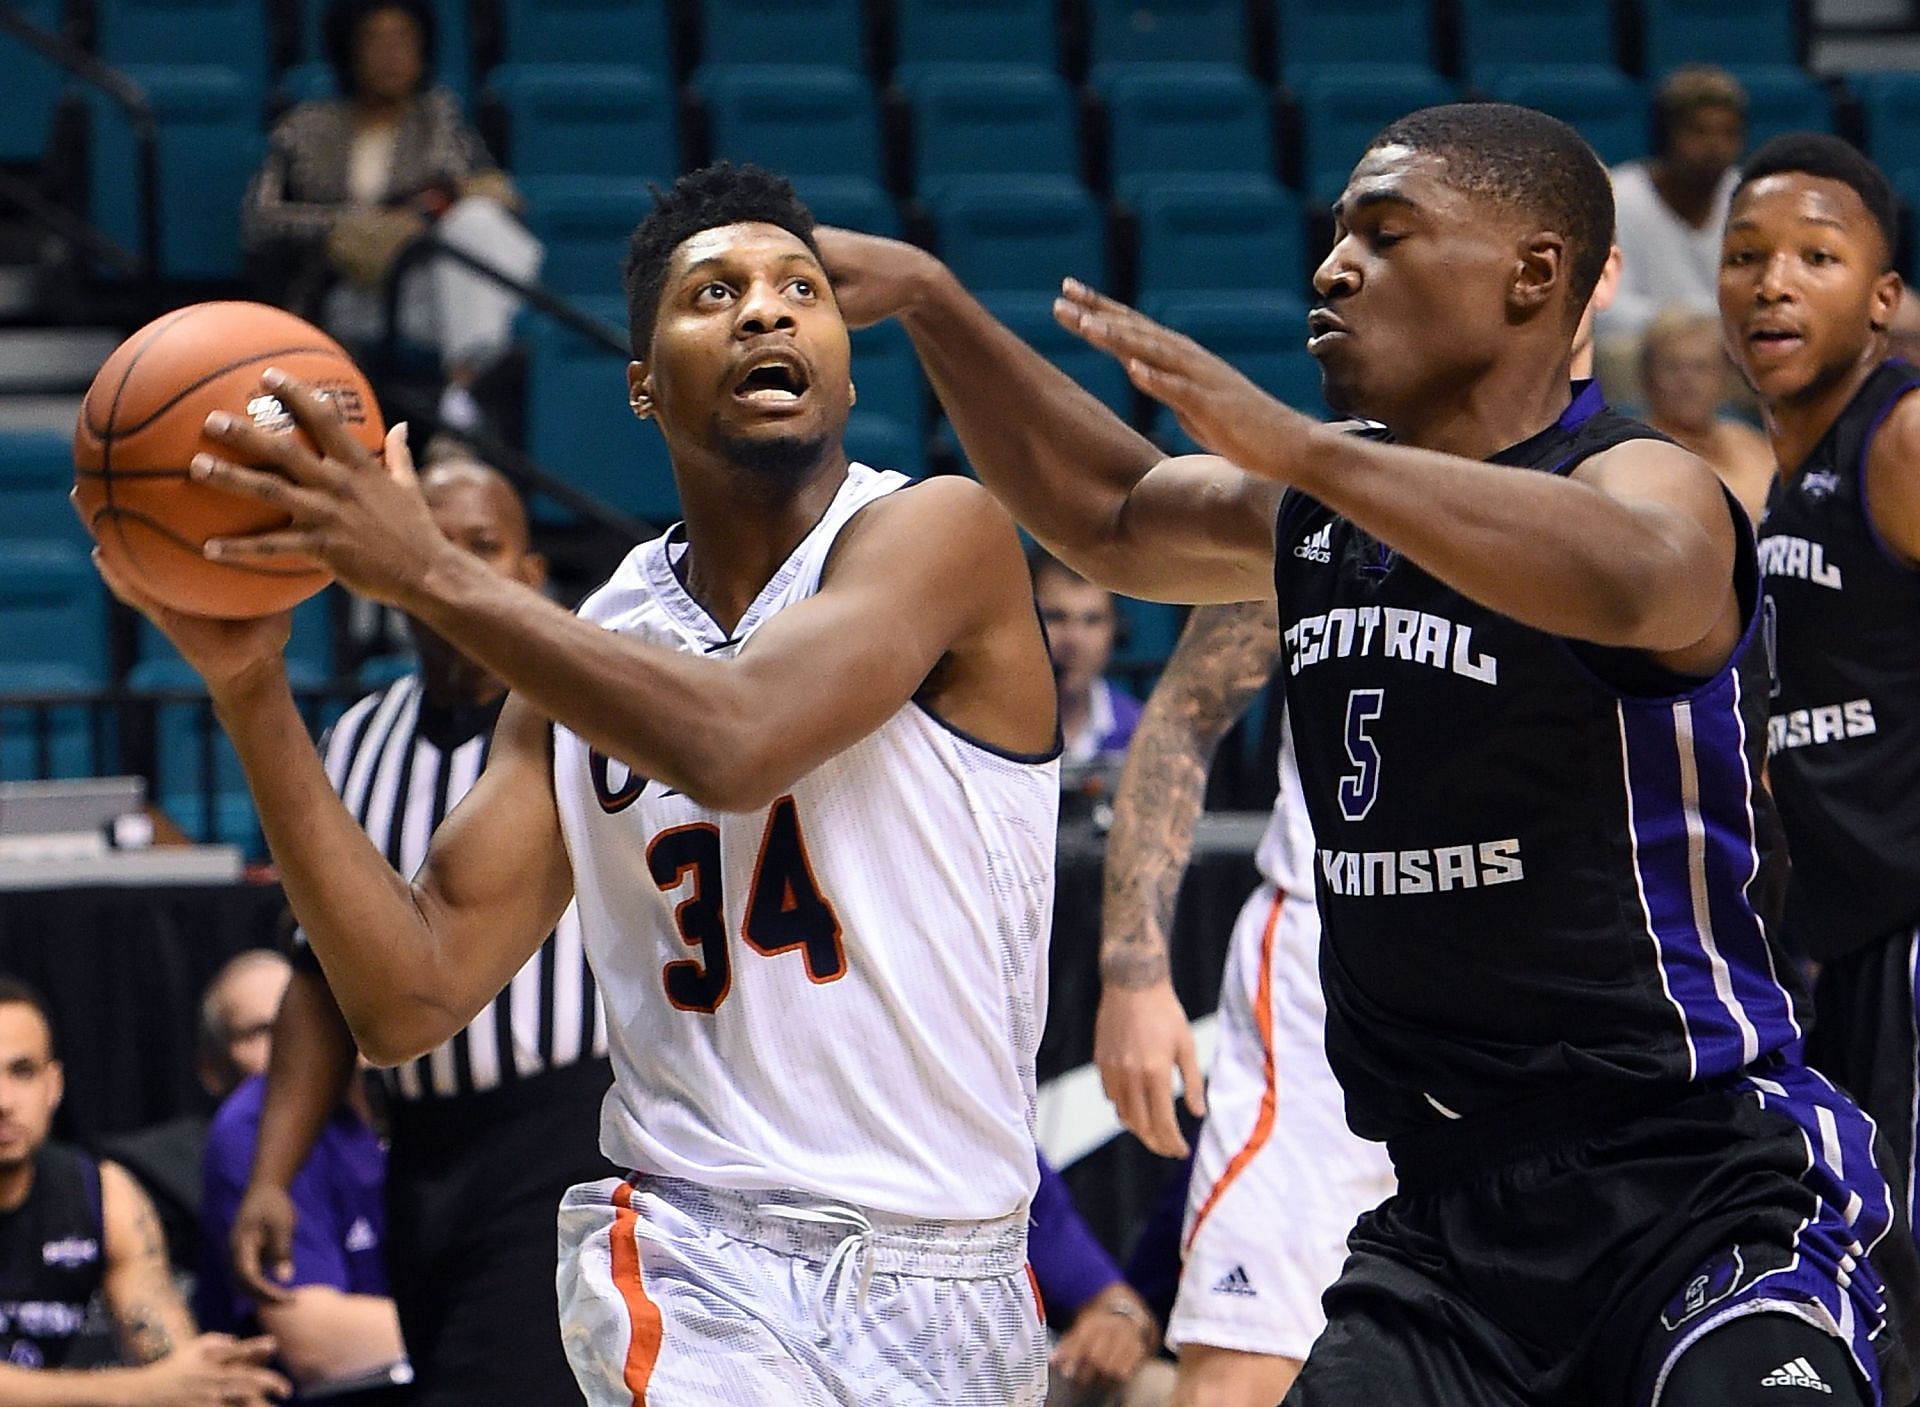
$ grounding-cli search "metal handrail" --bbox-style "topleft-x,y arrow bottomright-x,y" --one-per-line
0,3 -> 161,286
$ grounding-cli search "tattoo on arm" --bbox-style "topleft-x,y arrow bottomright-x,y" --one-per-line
1101,601 -> 1282,989
104,1168 -> 194,1365
122,1299 -> 176,1364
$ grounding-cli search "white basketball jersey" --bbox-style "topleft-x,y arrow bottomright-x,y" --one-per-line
1256,713 -> 1317,898
552,465 -> 1060,1222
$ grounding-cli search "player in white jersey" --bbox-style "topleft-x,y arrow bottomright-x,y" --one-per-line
95,163 -> 1061,1405
1098,602 -> 1393,1406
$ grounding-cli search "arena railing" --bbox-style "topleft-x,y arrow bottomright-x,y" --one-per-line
0,4 -> 161,293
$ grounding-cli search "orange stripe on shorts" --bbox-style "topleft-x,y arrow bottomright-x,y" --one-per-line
1182,889 -> 1284,1254
609,1181 -> 664,1404
1025,1262 -> 1046,1324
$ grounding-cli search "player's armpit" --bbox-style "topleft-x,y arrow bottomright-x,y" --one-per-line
98,1160 -> 197,1364
706,476 -> 1054,807
371,694 -> 574,1065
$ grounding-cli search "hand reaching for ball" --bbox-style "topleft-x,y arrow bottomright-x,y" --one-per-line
190,368 -> 451,613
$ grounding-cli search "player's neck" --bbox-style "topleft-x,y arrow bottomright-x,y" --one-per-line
1382,358 -> 1576,462
675,457 -> 850,634
0,1156 -> 36,1213
1762,346 -> 1885,477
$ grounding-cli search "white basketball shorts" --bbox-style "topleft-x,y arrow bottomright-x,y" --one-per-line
557,1174 -> 1047,1405
1167,882 -> 1397,1361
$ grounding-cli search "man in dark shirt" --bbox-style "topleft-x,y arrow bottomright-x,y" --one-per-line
1719,133 -> 1920,1247
0,978 -> 287,1402
820,103 -> 1917,1405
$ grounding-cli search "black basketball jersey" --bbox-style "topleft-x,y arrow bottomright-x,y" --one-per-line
0,1144 -> 105,1369
1759,359 -> 1920,959
1275,383 -> 1803,1146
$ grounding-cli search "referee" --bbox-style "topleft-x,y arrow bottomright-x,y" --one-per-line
231,457 -> 611,1407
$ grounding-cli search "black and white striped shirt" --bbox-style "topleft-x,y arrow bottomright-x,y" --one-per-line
306,675 -> 607,1103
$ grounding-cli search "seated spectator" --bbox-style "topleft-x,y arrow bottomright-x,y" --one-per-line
1033,550 -> 1144,772
1596,66 -> 1748,400
243,0 -> 541,431
96,949 -> 294,1274
197,1066 -> 404,1396
0,978 -> 287,1401
1640,309 -> 1775,521
1031,1155 -> 1175,1407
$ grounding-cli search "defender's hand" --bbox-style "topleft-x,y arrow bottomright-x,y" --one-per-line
1054,279 -> 1315,479
1051,1283 -> 1158,1387
1094,981 -> 1206,1159
190,374 -> 455,611
230,1180 -> 298,1306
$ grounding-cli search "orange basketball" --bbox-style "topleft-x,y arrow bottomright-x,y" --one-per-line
72,301 -> 385,619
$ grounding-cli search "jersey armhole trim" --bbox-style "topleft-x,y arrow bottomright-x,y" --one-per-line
912,700 -> 1064,765
1856,378 -> 1920,574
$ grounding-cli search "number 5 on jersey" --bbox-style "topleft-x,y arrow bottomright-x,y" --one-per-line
646,796 -> 846,1013
1340,688 -> 1385,821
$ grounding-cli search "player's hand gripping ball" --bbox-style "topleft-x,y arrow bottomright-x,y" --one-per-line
73,301 -> 385,619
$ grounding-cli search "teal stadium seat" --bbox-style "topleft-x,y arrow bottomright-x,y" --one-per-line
1083,0 -> 1249,79
978,296 -> 1130,417
1725,66 -> 1832,149
932,180 -> 1106,296
1134,177 -> 1307,301
1849,73 -> 1920,192
495,0 -> 672,77
1475,66 -> 1645,166
1641,0 -> 1799,72
1100,65 -> 1275,202
521,178 -> 655,299
890,0 -> 1058,86
0,432 -> 89,549
88,67 -> 264,281
0,0 -> 63,162
490,66 -> 676,182
845,321 -> 927,476
128,655 -> 296,849
696,0 -> 866,75
800,180 -> 902,237
94,0 -> 270,95
698,65 -> 883,193
1274,0 -> 1434,87
521,296 -> 681,526
1455,0 -> 1616,82
900,66 -> 1079,201
0,542 -> 107,681
0,666 -> 98,782
1292,66 -> 1458,205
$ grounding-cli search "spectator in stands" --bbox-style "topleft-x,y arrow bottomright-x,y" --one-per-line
1034,549 -> 1144,771
1640,309 -> 1775,521
0,977 -> 288,1402
1032,1155 -> 1176,1407
94,950 -> 295,1276
242,0 -> 541,432
197,1053 -> 404,1396
1596,66 -> 1748,396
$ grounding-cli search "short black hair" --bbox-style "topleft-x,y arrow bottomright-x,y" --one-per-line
0,976 -> 55,1057
621,163 -> 821,358
1367,103 -> 1616,320
324,0 -> 435,98
1736,132 -> 1899,268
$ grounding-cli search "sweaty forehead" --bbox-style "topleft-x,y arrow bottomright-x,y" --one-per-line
668,222 -> 820,280
1340,145 -> 1472,218
1732,173 -> 1873,233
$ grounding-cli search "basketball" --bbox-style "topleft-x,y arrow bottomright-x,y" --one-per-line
72,301 -> 386,620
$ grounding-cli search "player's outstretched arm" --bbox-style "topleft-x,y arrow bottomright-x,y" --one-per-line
188,377 -> 1048,812
1098,601 -> 1282,1157
92,540 -> 571,1067
816,227 -> 1280,606
1058,283 -> 1745,674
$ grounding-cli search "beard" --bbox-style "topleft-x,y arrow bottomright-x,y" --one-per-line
709,420 -> 836,481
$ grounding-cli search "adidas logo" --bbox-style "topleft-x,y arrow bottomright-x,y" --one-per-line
1211,1265 -> 1257,1298
1760,1357 -> 1832,1393
1294,524 -> 1333,564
